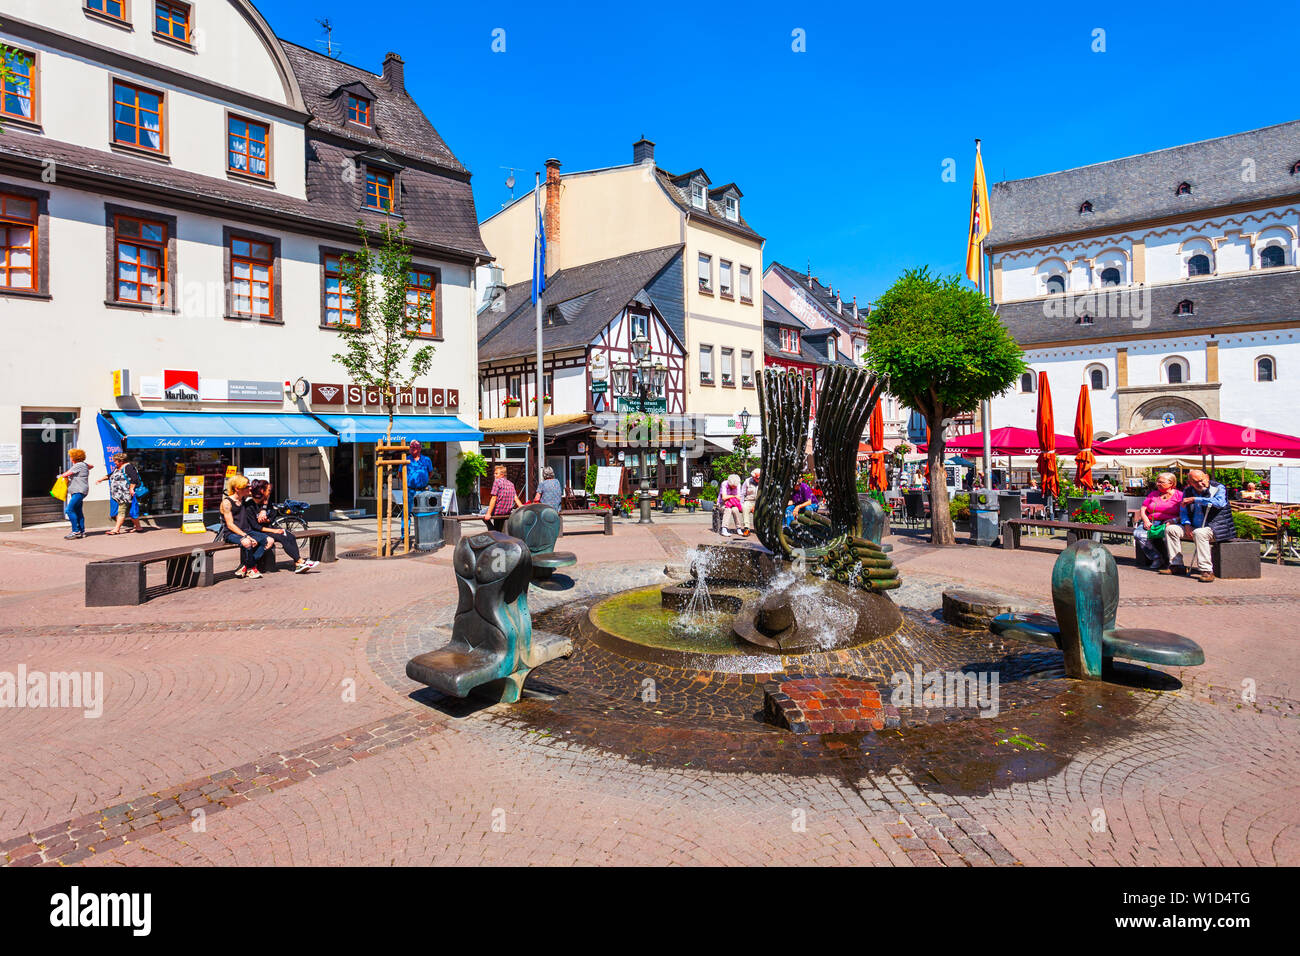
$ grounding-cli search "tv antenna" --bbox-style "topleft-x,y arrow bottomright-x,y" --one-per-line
315,18 -> 342,58
499,165 -> 530,207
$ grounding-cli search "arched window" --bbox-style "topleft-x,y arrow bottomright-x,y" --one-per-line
1260,245 -> 1286,269
1020,371 -> 1035,393
1164,357 -> 1189,385
1257,356 -> 1276,382
1044,275 -> 1065,295
1187,254 -> 1211,276
1088,365 -> 1107,390
1100,267 -> 1121,286
1175,182 -> 1192,196
1175,299 -> 1194,315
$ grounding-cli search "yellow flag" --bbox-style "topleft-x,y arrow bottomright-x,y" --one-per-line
965,142 -> 991,284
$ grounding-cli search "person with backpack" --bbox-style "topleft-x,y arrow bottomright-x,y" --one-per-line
218,474 -> 272,580
98,452 -> 144,534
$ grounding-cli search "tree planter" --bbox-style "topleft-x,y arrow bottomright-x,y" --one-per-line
701,500 -> 715,512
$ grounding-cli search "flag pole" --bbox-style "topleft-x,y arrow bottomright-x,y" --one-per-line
535,171 -> 545,495
976,138 -> 993,494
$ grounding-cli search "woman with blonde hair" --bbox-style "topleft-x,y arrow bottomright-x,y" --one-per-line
218,474 -> 272,579
56,448 -> 93,539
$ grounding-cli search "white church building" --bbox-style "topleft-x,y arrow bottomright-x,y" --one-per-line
985,120 -> 1300,444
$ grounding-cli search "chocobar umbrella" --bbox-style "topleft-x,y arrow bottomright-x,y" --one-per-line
1036,371 -> 1059,499
916,426 -> 1079,456
1093,418 -> 1300,459
1074,384 -> 1096,491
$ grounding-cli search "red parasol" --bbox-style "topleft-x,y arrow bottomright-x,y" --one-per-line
1092,418 -> 1300,458
869,402 -> 887,492
1073,384 -> 1095,491
916,426 -> 1079,456
1036,371 -> 1059,498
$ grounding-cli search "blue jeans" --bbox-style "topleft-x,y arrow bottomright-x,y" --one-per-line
1133,525 -> 1164,568
65,493 -> 85,534
224,530 -> 269,568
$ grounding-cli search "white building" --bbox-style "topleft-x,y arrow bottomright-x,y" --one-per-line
0,0 -> 487,528
986,120 -> 1300,446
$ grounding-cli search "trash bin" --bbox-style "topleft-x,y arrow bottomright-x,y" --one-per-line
970,490 -> 998,546
413,490 -> 442,551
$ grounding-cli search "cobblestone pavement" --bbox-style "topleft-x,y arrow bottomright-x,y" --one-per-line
0,519 -> 1296,866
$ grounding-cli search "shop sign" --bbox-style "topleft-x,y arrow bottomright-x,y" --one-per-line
589,351 -> 609,382
181,475 -> 206,533
0,443 -> 18,476
244,468 -> 271,483
310,383 -> 460,410
591,380 -> 608,394
139,376 -> 163,400
615,396 -> 666,413
111,369 -> 131,398
198,379 -> 283,403
164,369 -> 200,402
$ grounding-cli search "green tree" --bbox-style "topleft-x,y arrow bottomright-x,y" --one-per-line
865,267 -> 1025,545
710,431 -> 758,484
331,220 -> 434,443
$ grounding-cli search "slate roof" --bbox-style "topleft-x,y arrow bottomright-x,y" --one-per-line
767,261 -> 869,329
478,245 -> 684,361
0,43 -> 488,261
994,268 -> 1300,347
762,292 -> 844,366
656,169 -> 762,241
986,119 -> 1300,248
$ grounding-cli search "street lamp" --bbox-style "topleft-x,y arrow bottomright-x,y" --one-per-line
613,332 -> 666,524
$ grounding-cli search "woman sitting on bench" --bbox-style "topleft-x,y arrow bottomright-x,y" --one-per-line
246,479 -> 317,574
220,475 -> 272,580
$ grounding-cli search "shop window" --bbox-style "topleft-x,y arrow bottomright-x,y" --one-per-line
406,266 -> 437,336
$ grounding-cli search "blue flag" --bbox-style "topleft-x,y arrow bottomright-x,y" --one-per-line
532,197 -> 546,304
96,413 -> 123,469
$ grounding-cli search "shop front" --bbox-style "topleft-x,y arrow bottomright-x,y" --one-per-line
105,410 -> 339,521
312,413 -> 483,516
476,414 -> 593,508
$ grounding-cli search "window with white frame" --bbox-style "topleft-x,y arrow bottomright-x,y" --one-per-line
741,350 -> 754,385
1257,356 -> 1277,382
720,347 -> 734,385
691,182 -> 706,209
779,328 -> 799,353
1086,364 -> 1108,390
699,344 -> 714,383
739,265 -> 752,301
1164,357 -> 1189,385
507,374 -> 521,399
719,260 -> 732,297
1020,371 -> 1036,393
697,253 -> 712,292
724,195 -> 738,221
1259,244 -> 1286,269
629,309 -> 649,340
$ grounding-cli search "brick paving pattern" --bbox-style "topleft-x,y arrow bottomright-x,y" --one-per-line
0,518 -> 1295,866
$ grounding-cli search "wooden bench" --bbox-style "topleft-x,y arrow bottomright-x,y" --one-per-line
442,509 -> 612,549
1001,518 -> 1131,550
85,528 -> 336,607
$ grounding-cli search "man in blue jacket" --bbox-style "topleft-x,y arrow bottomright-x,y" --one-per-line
395,440 -> 434,535
1162,469 -> 1234,583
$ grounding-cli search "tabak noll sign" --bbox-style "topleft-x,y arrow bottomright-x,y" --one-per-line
311,383 -> 460,410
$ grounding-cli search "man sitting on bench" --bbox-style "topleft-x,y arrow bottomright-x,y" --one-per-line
219,475 -> 272,580
1163,469 -> 1234,583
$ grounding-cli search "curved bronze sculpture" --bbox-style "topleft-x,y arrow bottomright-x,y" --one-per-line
753,367 -> 814,557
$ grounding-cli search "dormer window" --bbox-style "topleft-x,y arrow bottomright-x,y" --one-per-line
1175,181 -> 1192,196
1175,299 -> 1194,316
779,328 -> 800,353
347,94 -> 371,127
1078,200 -> 1093,214
691,182 -> 706,209
365,168 -> 395,211
724,196 -> 738,221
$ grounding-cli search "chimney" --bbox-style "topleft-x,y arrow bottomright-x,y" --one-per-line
382,52 -> 405,93
633,137 -> 655,165
544,158 -> 562,274
851,296 -> 858,321
835,290 -> 842,312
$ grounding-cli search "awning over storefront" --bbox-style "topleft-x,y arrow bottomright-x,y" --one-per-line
314,414 -> 483,443
109,411 -> 338,448
478,414 -> 591,440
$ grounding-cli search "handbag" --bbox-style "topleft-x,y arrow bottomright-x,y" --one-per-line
1147,520 -> 1166,539
50,476 -> 68,502
134,484 -> 149,500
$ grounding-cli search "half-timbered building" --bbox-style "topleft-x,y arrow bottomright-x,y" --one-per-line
476,245 -> 687,498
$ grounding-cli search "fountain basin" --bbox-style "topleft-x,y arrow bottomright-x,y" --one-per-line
731,577 -> 902,654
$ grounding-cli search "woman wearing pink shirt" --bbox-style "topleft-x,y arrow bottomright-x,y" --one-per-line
1134,472 -> 1183,570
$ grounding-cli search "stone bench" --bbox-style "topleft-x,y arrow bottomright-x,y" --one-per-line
85,528 -> 336,606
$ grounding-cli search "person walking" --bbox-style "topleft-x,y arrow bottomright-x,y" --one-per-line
533,466 -> 563,510
246,479 -> 317,573
56,449 -> 92,539
219,474 -> 272,579
1163,469 -> 1234,583
99,452 -> 143,534
483,464 -> 523,532
1134,472 -> 1182,571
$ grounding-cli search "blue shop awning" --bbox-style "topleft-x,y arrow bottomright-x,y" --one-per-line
109,411 -> 338,449
314,414 -> 484,443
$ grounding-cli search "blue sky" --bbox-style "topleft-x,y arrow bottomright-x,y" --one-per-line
258,0 -> 1297,303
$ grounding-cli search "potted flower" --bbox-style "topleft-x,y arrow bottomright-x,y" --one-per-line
701,481 -> 718,511
1070,498 -> 1117,540
662,489 -> 681,514
504,396 -> 521,416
